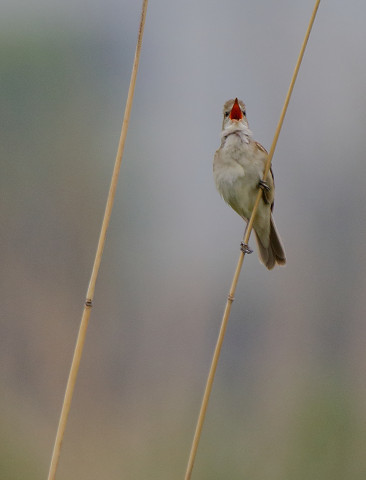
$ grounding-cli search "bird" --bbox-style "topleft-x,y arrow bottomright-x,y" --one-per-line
213,98 -> 286,270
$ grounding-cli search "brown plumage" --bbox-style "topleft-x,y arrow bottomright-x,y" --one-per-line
213,98 -> 286,269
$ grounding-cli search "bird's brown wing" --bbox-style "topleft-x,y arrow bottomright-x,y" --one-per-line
255,141 -> 275,211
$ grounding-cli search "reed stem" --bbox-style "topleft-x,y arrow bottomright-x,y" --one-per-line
184,1 -> 321,478
47,2 -> 148,479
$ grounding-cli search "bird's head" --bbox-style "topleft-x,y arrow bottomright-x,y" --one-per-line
222,98 -> 248,129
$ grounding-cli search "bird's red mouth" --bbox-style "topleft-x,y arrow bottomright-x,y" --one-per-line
229,98 -> 243,121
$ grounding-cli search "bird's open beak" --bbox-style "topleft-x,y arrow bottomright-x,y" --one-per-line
229,98 -> 243,121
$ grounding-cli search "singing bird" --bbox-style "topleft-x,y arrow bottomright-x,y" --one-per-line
213,98 -> 286,269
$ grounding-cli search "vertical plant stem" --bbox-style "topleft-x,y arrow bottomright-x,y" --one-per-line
47,2 -> 148,479
184,1 -> 321,479
184,254 -> 244,480
243,0 -> 321,246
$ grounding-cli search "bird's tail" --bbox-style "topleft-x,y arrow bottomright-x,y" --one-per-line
255,215 -> 286,270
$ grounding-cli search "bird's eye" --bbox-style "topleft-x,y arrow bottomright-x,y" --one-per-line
224,111 -> 230,118
242,110 -> 246,116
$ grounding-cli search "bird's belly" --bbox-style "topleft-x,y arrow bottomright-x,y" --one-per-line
214,162 -> 261,220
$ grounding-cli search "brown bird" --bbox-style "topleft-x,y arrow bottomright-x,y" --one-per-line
213,98 -> 286,269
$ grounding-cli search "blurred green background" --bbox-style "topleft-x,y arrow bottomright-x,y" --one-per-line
2,1 -> 366,478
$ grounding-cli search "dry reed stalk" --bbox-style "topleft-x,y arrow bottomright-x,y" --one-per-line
47,2 -> 149,479
184,1 -> 321,479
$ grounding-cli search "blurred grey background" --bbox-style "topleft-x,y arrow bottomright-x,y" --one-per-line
2,1 -> 366,478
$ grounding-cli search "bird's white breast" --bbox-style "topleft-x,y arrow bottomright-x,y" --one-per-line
213,133 -> 265,219
214,135 -> 264,190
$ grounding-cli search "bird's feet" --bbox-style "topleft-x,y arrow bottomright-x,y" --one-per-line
258,179 -> 270,192
258,180 -> 271,204
240,242 -> 253,254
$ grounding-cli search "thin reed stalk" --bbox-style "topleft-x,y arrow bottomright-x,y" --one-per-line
184,1 -> 321,479
47,2 -> 148,479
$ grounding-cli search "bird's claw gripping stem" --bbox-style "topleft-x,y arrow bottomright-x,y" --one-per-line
258,179 -> 270,192
240,242 -> 253,254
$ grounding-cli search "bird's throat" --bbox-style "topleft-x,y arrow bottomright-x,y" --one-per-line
221,124 -> 252,146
